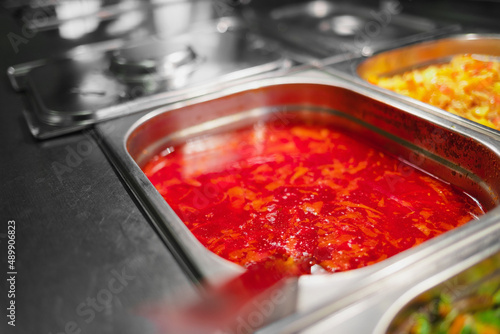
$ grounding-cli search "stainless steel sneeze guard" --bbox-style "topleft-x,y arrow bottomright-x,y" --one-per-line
95,69 -> 500,332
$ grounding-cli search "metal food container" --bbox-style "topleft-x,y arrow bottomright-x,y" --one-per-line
381,249 -> 500,334
7,17 -> 290,139
95,69 -> 500,332
328,34 -> 500,141
357,34 -> 500,78
243,0 -> 459,60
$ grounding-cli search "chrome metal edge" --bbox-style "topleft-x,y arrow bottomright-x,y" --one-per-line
374,245 -> 500,334
266,211 -> 500,334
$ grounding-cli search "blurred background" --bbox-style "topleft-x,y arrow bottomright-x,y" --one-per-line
1,0 -> 498,49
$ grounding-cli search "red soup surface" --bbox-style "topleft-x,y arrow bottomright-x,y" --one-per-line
143,117 -> 484,275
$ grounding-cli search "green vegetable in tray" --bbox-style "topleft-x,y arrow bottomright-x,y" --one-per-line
409,273 -> 500,334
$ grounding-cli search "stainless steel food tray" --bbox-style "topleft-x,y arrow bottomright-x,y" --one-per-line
95,69 -> 500,333
7,17 -> 291,139
323,33 -> 500,141
382,248 -> 500,334
243,0 -> 460,60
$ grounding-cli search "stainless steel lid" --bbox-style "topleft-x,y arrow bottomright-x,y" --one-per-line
8,17 -> 290,139
109,41 -> 198,84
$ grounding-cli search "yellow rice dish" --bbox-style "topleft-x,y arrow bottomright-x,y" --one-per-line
369,54 -> 500,131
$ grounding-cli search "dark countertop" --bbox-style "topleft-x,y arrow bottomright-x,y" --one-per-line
0,11 -> 195,334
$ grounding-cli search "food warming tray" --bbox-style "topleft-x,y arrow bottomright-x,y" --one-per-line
7,17 -> 290,139
325,33 -> 500,141
95,69 -> 500,332
243,0 -> 459,59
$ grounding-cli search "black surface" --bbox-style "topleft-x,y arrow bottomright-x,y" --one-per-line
0,11 -> 195,334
